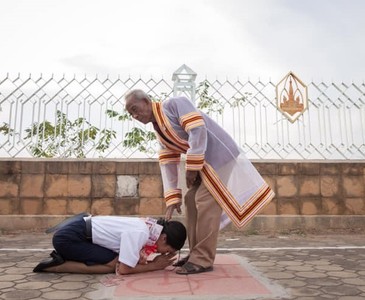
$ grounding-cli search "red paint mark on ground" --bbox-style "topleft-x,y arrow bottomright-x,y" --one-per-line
99,254 -> 273,298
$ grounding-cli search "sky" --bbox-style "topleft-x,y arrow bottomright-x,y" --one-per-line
0,0 -> 364,82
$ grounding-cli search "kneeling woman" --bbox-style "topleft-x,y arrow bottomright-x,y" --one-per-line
33,214 -> 186,274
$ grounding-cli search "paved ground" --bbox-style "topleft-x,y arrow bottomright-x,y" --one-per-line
1,231 -> 365,300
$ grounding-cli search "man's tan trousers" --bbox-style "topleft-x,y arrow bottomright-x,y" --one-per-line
184,178 -> 222,268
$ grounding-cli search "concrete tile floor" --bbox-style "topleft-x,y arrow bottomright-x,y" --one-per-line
86,254 -> 284,299
1,232 -> 365,299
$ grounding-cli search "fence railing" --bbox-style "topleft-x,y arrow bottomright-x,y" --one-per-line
0,70 -> 364,160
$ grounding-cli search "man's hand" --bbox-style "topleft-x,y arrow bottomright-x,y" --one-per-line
165,203 -> 182,220
186,170 -> 199,188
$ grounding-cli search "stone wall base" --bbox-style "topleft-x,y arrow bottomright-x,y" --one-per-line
1,215 -> 364,234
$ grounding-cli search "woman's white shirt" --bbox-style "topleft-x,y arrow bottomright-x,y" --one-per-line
90,216 -> 149,267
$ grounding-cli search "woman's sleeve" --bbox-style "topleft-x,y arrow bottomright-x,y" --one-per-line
118,231 -> 148,267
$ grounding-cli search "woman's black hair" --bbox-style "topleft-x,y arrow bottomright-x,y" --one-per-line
157,218 -> 187,250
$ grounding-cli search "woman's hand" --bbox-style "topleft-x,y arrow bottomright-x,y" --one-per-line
116,252 -> 176,275
150,253 -> 176,270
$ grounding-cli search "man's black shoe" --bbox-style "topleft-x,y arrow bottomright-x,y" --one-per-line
33,251 -> 65,272
50,250 -> 59,259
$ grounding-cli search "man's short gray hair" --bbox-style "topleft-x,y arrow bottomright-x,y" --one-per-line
125,89 -> 151,102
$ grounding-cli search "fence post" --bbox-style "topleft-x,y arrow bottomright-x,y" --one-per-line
172,64 -> 197,103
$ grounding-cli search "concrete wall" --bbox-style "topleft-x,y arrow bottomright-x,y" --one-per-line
0,159 -> 364,233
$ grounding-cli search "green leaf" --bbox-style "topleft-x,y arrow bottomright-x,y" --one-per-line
106,109 -> 119,118
0,123 -> 13,135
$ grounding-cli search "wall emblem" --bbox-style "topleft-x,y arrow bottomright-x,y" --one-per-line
276,71 -> 308,123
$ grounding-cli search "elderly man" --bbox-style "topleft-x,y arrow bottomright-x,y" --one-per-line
125,90 -> 274,275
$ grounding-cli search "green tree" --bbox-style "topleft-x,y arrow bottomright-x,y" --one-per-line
196,80 -> 250,113
196,81 -> 224,114
106,108 -> 157,153
24,110 -> 116,158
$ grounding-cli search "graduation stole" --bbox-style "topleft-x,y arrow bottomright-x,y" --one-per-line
152,102 -> 274,228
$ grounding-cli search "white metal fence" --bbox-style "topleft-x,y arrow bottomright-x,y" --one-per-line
0,70 -> 364,160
